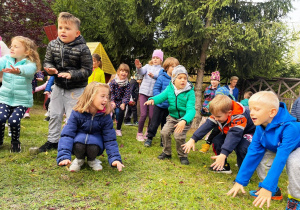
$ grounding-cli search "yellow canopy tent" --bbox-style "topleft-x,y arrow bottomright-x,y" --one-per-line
86,42 -> 116,82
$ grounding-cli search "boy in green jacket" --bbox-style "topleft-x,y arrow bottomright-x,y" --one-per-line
144,65 -> 196,165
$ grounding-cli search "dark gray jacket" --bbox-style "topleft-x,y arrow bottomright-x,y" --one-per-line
44,35 -> 92,89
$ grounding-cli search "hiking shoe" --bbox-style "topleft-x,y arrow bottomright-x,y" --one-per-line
39,141 -> 58,152
286,198 -> 300,210
250,187 -> 283,200
44,116 -> 50,121
144,139 -> 152,147
124,122 -> 132,126
10,143 -> 21,153
69,158 -> 85,172
199,143 -> 210,153
180,157 -> 189,165
136,133 -> 145,141
158,152 -> 171,160
87,159 -> 103,171
209,163 -> 232,174
116,130 -> 122,136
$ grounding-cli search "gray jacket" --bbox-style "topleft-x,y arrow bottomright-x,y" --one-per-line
137,64 -> 162,96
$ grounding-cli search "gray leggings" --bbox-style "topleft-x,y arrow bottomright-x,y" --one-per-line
257,148 -> 300,199
73,143 -> 100,161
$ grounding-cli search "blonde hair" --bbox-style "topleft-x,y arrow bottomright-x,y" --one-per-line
73,82 -> 112,115
244,91 -> 253,99
249,91 -> 279,110
117,63 -> 130,75
11,36 -> 41,71
230,76 -> 239,81
58,12 -> 81,30
163,57 -> 180,71
209,95 -> 233,114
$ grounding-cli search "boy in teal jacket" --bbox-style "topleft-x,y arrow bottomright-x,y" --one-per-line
144,65 -> 195,165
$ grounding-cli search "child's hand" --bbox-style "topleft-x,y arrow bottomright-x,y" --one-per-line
148,72 -> 154,78
253,188 -> 272,208
44,67 -> 58,75
36,78 -> 44,81
44,91 -> 50,95
111,102 -> 116,109
58,72 -> 71,79
203,107 -> 209,113
135,59 -> 142,69
210,154 -> 227,170
144,100 -> 154,106
112,161 -> 125,172
120,103 -> 125,110
227,182 -> 245,197
58,159 -> 71,166
2,65 -> 20,74
181,138 -> 195,153
174,120 -> 186,133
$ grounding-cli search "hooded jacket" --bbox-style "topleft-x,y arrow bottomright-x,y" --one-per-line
235,102 -> 300,193
137,64 -> 162,96
149,81 -> 196,125
153,69 -> 171,109
56,110 -> 122,166
44,35 -> 93,90
0,55 -> 36,107
192,101 -> 256,157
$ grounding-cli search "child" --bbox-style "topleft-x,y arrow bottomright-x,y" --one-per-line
88,53 -> 105,84
135,49 -> 163,141
225,76 -> 239,101
43,76 -> 55,121
0,36 -> 10,87
291,96 -> 300,122
144,57 -> 180,147
38,12 -> 93,152
124,75 -> 139,126
109,63 -> 131,136
0,36 -> 40,152
227,91 -> 300,210
182,94 -> 256,173
240,91 -> 253,108
199,71 -> 221,153
57,82 -> 124,172
144,65 -> 195,165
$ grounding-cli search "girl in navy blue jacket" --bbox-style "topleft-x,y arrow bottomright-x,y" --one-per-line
57,82 -> 124,172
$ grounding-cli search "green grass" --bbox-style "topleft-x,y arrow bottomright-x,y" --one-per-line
0,104 -> 288,209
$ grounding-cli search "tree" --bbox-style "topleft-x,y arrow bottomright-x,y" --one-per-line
0,0 -> 56,46
156,0 -> 294,127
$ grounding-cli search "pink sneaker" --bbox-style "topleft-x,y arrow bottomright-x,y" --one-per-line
136,133 -> 145,141
116,130 -> 122,136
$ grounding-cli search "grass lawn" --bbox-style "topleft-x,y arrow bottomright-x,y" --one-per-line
0,103 -> 288,209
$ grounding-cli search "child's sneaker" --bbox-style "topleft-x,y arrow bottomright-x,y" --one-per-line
180,157 -> 189,165
39,141 -> 58,152
10,143 -> 21,153
144,139 -> 152,147
158,152 -> 171,160
124,121 -> 132,126
209,163 -> 232,174
199,143 -> 210,153
286,198 -> 300,210
23,113 -> 30,118
250,187 -> 283,200
136,133 -> 145,141
44,116 -> 50,121
87,159 -> 103,171
133,121 -> 138,126
69,158 -> 85,172
116,130 -> 122,136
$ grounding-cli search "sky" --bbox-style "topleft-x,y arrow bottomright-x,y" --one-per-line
285,1 -> 300,24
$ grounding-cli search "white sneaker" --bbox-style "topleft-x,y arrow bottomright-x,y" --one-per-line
116,130 -> 122,136
88,159 -> 103,171
69,158 -> 85,172
23,113 -> 30,118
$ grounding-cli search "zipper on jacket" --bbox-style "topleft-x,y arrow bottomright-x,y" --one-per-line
61,44 -> 64,68
175,95 -> 181,118
85,115 -> 94,144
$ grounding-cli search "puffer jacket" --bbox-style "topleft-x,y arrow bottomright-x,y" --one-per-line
137,64 -> 162,96
150,81 -> 196,125
56,110 -> 122,166
0,55 -> 36,107
153,69 -> 171,109
44,35 -> 93,90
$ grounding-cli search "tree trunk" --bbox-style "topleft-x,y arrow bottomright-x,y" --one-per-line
191,17 -> 211,129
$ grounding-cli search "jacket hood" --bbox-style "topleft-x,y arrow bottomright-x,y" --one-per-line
57,35 -> 86,46
266,102 -> 297,130
231,101 -> 245,116
158,69 -> 171,79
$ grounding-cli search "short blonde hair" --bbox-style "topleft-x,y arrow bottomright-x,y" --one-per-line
244,91 -> 253,99
209,95 -> 233,114
249,91 -> 279,110
73,82 -> 112,115
230,76 -> 239,81
163,57 -> 180,71
58,12 -> 81,30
